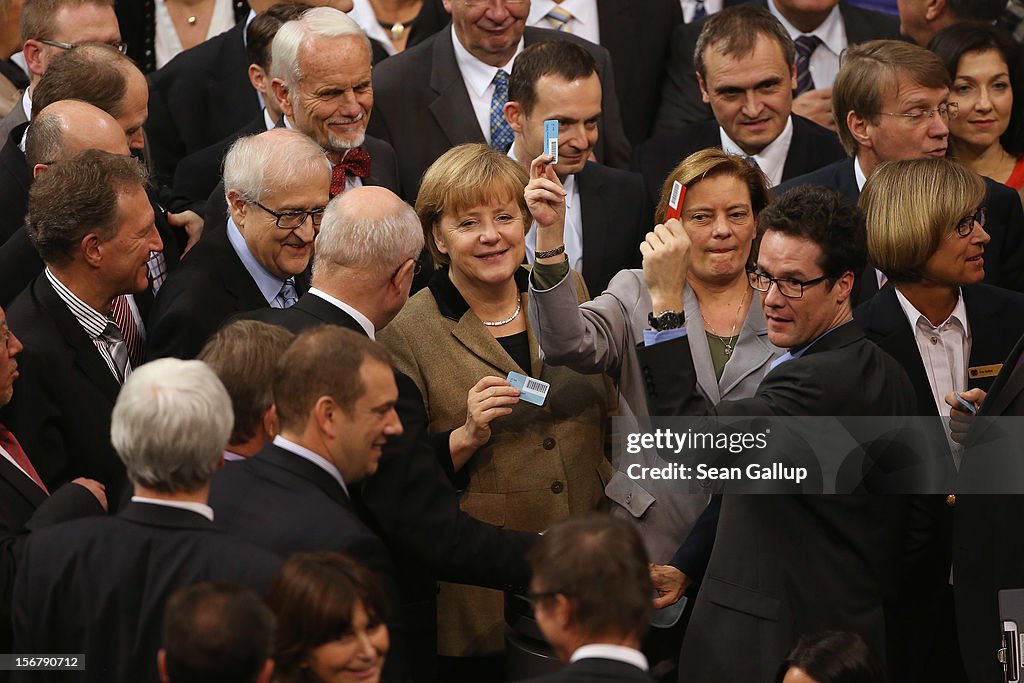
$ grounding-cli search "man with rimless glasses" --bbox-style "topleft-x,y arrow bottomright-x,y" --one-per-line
146,129 -> 330,360
635,185 -> 919,682
778,39 -> 1024,300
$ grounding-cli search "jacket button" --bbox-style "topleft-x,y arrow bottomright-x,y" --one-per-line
542,437 -> 556,450
550,480 -> 564,494
946,494 -> 956,507
625,492 -> 632,504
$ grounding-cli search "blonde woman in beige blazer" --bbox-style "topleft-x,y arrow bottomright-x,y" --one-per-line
378,144 -> 611,673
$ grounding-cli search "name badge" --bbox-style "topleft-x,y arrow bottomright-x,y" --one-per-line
968,364 -> 1002,379
507,371 -> 549,406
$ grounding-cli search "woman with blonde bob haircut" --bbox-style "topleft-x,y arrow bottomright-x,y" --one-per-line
528,147 -> 782,610
856,157 -> 1024,420
378,143 -> 610,678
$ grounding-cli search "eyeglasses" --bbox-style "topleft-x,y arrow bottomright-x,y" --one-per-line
251,201 -> 325,230
391,257 -> 423,281
37,38 -> 128,54
746,267 -> 831,298
462,0 -> 528,6
955,207 -> 986,237
878,102 -> 958,123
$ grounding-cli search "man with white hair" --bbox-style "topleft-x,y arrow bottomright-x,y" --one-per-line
146,128 -> 331,360
271,6 -> 400,197
11,358 -> 282,683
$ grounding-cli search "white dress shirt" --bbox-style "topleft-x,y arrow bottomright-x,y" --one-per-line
451,25 -> 524,144
281,116 -> 363,193
679,0 -> 723,23
154,0 -> 236,70
768,0 -> 846,90
527,0 -> 601,44
508,145 -> 584,274
131,496 -> 215,521
720,116 -> 794,187
348,0 -> 400,56
852,157 -> 892,289
308,288 -> 377,339
273,435 -> 349,495
570,644 -> 649,671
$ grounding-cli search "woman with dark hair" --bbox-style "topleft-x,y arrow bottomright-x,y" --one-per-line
776,631 -> 886,683
930,21 -> 1024,200
267,552 -> 390,683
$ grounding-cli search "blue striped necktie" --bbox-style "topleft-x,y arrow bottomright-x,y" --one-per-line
489,69 -> 515,152
794,35 -> 822,96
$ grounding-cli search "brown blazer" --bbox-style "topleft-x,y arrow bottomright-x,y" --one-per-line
378,266 -> 612,657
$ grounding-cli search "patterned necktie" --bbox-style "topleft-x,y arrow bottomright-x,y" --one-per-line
489,69 -> 515,152
147,251 -> 167,293
274,278 -> 299,309
110,295 -> 142,369
331,147 -> 372,198
544,5 -> 574,31
794,35 -> 823,96
101,319 -> 132,384
743,155 -> 763,175
0,423 -> 48,494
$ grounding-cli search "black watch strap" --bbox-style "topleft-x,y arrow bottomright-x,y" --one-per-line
648,310 -> 685,331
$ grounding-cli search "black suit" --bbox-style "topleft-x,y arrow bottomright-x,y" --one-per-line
576,162 -> 647,295
146,22 -> 257,187
523,657 -> 654,682
145,218 -> 304,360
168,111 -> 269,217
0,123 -> 30,246
1,276 -> 130,502
0,461 -> 104,653
210,441 -> 408,682
11,502 -> 282,683
778,159 -> 1024,298
637,323 -> 919,681
594,0 -> 683,144
653,0 -> 899,133
367,24 -> 632,201
238,293 -> 537,681
201,133 -> 402,237
634,114 -> 846,211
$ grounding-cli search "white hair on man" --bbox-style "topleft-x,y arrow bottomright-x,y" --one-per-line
111,358 -> 233,494
222,128 -> 330,203
313,187 -> 424,280
271,6 -> 371,89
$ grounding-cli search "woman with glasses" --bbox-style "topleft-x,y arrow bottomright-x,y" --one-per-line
377,143 -> 610,681
268,552 -> 390,683
528,148 -> 781,604
930,22 -> 1024,203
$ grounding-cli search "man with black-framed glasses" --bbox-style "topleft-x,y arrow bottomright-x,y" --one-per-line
0,0 -> 121,142
147,129 -> 330,360
635,184 -> 919,682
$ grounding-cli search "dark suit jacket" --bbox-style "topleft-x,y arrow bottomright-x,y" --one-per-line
11,502 -> 282,683
210,442 -> 408,682
168,111 -> 268,216
201,133 -> 402,235
367,24 -> 632,201
523,657 -> 654,682
778,158 -> 1024,298
145,21 -> 257,187
634,114 -> 846,210
1,276 -> 130,502
0,467 -> 104,653
653,0 -> 900,132
576,162 -> 646,295
637,323 -> 919,681
0,123 -> 30,246
145,218 -> 304,360
595,0 -> 682,144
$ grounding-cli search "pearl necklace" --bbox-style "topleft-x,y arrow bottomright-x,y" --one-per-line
481,299 -> 522,327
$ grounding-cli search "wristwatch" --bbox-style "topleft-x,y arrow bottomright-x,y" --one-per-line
648,310 -> 685,331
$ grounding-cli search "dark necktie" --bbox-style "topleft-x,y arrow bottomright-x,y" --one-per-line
274,278 -> 299,309
794,35 -> 823,96
331,147 -> 371,197
0,423 -> 47,493
693,0 -> 707,19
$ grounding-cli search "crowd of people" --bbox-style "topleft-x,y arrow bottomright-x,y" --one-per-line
1,0 -> 1024,682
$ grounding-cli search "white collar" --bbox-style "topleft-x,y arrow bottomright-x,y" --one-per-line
273,434 -> 349,495
720,116 -> 794,187
131,496 -> 214,521
507,142 -> 578,201
895,287 -> 970,338
450,24 -> 521,99
570,644 -> 648,671
308,287 -> 377,339
854,155 -> 869,192
767,0 -> 846,56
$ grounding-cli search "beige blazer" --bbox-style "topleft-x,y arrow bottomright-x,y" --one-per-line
378,267 -> 612,657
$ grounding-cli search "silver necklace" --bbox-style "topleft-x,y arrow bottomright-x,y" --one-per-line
701,291 -> 748,357
482,298 -> 522,327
